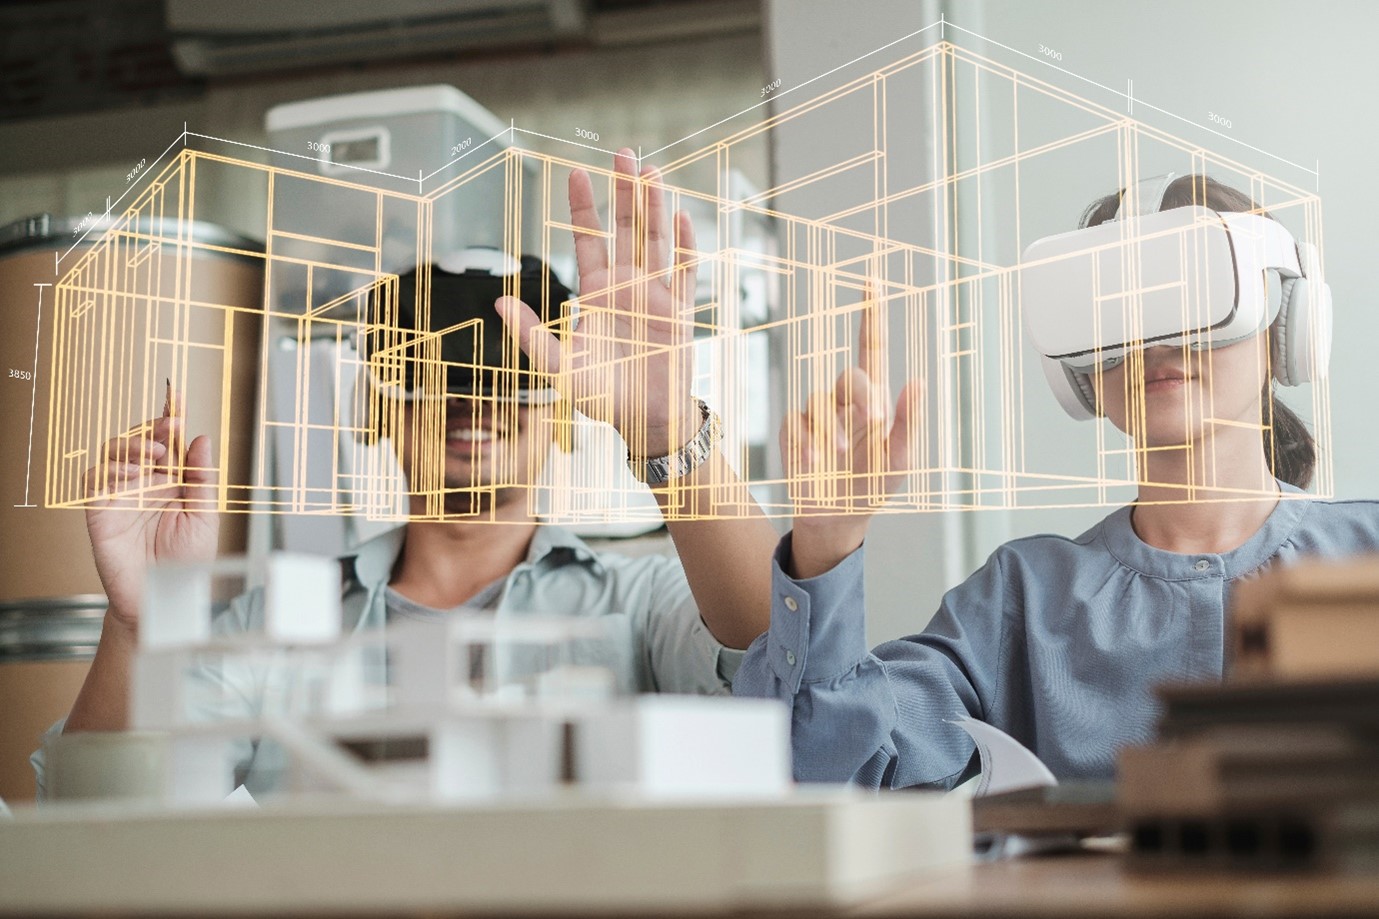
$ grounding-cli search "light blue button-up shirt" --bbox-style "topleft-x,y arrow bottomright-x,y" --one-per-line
34,525 -> 745,798
732,489 -> 1379,790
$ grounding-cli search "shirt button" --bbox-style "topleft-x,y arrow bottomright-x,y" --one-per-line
1194,559 -> 1211,572
783,596 -> 799,612
785,650 -> 797,667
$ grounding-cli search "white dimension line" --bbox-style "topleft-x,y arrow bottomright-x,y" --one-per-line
56,128 -> 188,268
184,131 -> 421,185
509,126 -> 625,161
419,127 -> 517,184
59,16 -> 1316,273
643,19 -> 943,159
16,283 -> 50,508
942,19 -> 1318,176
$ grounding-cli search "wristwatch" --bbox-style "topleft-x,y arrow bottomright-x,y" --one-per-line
627,397 -> 722,486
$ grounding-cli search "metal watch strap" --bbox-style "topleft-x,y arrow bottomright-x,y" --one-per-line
628,398 -> 722,486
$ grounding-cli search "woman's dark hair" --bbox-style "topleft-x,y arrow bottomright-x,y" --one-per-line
1077,174 -> 1316,489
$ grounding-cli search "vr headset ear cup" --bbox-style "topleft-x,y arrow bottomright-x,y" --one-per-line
1040,355 -> 1098,420
1271,254 -> 1333,387
1273,277 -> 1302,386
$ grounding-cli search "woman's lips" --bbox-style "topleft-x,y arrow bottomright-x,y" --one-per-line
1143,375 -> 1189,394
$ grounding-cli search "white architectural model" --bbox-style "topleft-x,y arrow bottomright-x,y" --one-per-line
2,552 -> 968,914
131,552 -> 791,806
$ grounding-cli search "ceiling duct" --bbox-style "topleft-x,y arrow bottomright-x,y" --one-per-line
164,0 -> 589,77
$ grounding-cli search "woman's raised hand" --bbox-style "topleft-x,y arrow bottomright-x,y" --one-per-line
783,292 -> 922,578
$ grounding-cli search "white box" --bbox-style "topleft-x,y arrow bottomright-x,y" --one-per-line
577,695 -> 791,799
263,553 -> 341,644
141,564 -> 213,650
264,85 -> 538,279
430,712 -> 563,800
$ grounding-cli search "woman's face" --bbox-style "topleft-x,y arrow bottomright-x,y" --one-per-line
1092,331 -> 1271,448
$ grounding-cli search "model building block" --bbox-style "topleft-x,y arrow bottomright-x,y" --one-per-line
1232,558 -> 1379,680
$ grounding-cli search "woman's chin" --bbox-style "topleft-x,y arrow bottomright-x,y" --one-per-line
1110,415 -> 1198,450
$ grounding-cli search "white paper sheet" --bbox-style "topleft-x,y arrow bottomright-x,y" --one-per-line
950,715 -> 1057,798
224,785 -> 259,808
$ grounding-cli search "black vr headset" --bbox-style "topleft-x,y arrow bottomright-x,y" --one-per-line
368,250 -> 575,405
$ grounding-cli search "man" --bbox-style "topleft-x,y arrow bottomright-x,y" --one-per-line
35,150 -> 780,796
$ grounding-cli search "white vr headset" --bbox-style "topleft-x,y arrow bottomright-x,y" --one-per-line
1019,173 -> 1333,420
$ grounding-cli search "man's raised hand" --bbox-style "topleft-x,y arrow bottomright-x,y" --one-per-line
83,388 -> 218,630
495,148 -> 702,460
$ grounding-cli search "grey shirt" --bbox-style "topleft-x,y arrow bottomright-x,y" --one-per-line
34,525 -> 745,798
732,488 -> 1379,790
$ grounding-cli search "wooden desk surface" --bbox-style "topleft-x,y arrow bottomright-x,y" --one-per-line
851,851 -> 1379,919
2,852 -> 1376,918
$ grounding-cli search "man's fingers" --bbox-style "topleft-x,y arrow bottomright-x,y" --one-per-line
567,168 -> 610,285
642,165 -> 670,277
182,433 -> 216,483
670,210 -> 698,310
180,434 -> 219,512
149,415 -> 177,444
101,427 -> 173,488
495,296 -> 564,376
106,432 -> 166,464
107,411 -> 175,454
780,411 -> 817,477
97,402 -> 190,484
779,413 -> 798,472
611,148 -> 639,270
84,461 -> 143,498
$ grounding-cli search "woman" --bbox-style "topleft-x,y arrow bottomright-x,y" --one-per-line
731,175 -> 1379,790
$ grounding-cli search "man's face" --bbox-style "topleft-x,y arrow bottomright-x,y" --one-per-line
397,395 -> 550,514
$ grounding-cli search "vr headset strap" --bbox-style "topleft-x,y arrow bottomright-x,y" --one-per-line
1220,212 -> 1303,280
1113,172 -> 1177,220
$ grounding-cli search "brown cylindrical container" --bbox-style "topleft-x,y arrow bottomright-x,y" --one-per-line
0,597 -> 104,804
0,214 -> 265,803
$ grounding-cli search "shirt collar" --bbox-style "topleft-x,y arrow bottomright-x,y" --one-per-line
347,526 -> 407,589
1098,480 -> 1313,581
343,523 -> 605,590
523,524 -> 606,571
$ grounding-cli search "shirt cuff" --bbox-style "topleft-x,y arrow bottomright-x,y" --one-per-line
686,615 -> 745,694
767,531 -> 870,692
716,646 -> 747,684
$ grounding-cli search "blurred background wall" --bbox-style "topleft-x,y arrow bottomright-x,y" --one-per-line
766,0 -> 1379,645
0,0 -> 768,236
2,0 -> 1375,646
